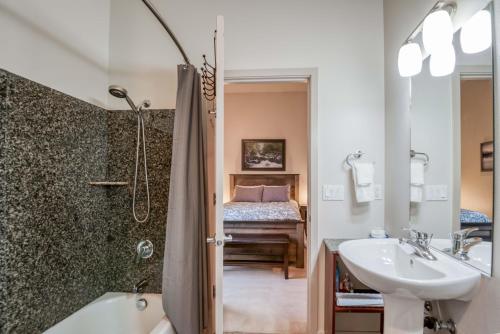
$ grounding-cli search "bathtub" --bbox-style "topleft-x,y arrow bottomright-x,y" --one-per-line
44,292 -> 175,334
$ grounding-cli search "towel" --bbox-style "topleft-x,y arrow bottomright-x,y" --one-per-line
352,162 -> 375,203
411,185 -> 423,203
410,160 -> 425,203
336,292 -> 384,307
411,160 -> 425,185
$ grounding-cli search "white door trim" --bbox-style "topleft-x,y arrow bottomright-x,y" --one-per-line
224,67 -> 320,333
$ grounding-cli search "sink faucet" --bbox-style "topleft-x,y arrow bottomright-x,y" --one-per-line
399,229 -> 437,261
133,278 -> 149,294
452,228 -> 482,260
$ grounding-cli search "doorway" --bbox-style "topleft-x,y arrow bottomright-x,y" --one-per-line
216,69 -> 318,334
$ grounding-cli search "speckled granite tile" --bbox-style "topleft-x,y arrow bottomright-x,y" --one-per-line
0,69 -> 110,333
105,109 -> 174,294
0,68 -> 174,333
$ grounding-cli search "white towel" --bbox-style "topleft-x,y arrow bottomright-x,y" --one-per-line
411,160 -> 425,185
410,160 -> 425,203
336,292 -> 384,307
411,185 -> 423,203
352,162 -> 375,203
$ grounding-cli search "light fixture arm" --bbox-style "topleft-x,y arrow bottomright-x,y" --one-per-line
403,1 -> 457,45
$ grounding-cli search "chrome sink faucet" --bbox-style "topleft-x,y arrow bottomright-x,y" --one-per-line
452,228 -> 482,260
399,228 -> 437,261
133,278 -> 149,294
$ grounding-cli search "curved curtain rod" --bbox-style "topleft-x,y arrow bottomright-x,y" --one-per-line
141,0 -> 191,65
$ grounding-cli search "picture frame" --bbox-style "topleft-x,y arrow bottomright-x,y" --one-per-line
481,141 -> 494,172
241,139 -> 286,171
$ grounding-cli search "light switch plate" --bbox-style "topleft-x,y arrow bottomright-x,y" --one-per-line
425,185 -> 448,201
323,184 -> 344,201
374,184 -> 383,200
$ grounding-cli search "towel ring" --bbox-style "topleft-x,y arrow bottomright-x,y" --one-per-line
345,150 -> 364,168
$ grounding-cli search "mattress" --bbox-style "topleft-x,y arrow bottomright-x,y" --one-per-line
224,200 -> 302,222
460,209 -> 492,224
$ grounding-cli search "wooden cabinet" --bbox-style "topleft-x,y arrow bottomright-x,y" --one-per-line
324,240 -> 384,333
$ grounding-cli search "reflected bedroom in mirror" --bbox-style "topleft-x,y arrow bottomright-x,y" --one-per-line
408,2 -> 494,275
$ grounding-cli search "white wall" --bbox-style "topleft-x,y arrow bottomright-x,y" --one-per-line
108,2 -> 386,330
0,0 -> 111,107
384,0 -> 500,333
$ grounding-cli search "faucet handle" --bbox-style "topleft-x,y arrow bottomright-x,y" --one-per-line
453,228 -> 479,240
402,227 -> 419,239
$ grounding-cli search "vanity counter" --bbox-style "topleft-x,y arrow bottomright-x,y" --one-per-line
324,238 -> 353,253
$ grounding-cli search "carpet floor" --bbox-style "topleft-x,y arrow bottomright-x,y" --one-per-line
223,264 -> 307,334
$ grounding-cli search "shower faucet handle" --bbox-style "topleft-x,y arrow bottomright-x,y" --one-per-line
136,240 -> 154,263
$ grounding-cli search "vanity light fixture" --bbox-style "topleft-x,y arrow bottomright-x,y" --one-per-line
398,1 -> 457,78
430,43 -> 456,77
398,42 -> 423,77
460,10 -> 492,54
423,9 -> 454,54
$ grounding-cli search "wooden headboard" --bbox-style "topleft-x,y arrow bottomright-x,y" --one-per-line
229,174 -> 300,202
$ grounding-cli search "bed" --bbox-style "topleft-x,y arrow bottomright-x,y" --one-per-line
224,174 -> 305,268
460,208 -> 493,241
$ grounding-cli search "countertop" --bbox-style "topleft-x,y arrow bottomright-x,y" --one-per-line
324,239 -> 353,253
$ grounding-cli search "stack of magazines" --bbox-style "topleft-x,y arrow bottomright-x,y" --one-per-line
336,292 -> 384,307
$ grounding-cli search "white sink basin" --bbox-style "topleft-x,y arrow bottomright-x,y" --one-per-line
339,239 -> 481,334
431,238 -> 492,274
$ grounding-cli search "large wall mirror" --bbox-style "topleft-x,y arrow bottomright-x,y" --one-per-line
409,2 -> 494,275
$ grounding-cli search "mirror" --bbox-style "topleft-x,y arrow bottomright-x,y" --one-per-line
409,3 -> 494,275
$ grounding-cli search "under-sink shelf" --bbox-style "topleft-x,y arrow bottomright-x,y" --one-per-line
88,181 -> 129,186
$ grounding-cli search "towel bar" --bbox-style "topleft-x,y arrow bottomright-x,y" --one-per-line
410,150 -> 430,166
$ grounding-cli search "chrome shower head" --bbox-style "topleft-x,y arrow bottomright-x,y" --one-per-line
108,85 -> 141,113
108,85 -> 128,99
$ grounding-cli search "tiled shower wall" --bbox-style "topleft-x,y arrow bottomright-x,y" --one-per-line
0,69 -> 174,333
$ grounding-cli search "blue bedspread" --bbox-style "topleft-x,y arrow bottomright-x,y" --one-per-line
460,209 -> 492,223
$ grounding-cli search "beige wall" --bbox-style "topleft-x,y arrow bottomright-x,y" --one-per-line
461,79 -> 494,218
224,87 -> 308,204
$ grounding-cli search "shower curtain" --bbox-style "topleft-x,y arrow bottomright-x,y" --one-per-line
163,64 -> 209,334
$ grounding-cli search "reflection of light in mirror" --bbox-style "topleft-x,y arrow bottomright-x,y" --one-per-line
398,43 -> 423,77
430,43 -> 456,77
423,10 -> 453,54
460,10 -> 492,54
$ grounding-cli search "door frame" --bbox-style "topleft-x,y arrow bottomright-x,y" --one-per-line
451,65 -> 493,234
224,67 -> 319,333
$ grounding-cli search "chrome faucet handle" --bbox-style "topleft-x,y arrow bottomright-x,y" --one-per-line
453,228 -> 479,240
402,227 -> 419,239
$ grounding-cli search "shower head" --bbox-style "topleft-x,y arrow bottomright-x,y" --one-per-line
108,85 -> 129,99
108,85 -> 139,113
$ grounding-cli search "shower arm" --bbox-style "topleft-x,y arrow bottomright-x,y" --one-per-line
141,0 -> 191,65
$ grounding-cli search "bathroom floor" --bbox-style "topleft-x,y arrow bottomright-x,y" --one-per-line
223,263 -> 307,334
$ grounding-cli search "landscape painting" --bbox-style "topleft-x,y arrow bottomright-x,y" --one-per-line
242,139 -> 286,171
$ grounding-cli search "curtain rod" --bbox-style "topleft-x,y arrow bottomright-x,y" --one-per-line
141,0 -> 191,65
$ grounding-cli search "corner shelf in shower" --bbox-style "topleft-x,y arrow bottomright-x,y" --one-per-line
88,181 -> 129,186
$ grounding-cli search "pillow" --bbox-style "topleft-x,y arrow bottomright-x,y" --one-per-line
232,185 -> 263,202
262,185 -> 290,202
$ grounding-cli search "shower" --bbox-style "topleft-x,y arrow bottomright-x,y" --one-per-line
108,85 -> 151,223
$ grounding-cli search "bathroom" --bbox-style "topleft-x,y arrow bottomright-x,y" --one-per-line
0,0 -> 499,334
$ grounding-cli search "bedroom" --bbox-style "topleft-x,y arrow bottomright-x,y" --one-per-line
221,81 -> 309,333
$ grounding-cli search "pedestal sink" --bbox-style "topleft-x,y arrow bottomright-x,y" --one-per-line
339,239 -> 481,334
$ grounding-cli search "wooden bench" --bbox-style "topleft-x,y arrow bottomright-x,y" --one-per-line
224,233 -> 290,279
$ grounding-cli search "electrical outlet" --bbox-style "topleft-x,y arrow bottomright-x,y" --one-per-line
425,185 -> 448,201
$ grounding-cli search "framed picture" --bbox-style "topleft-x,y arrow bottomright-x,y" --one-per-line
242,139 -> 286,171
481,141 -> 494,172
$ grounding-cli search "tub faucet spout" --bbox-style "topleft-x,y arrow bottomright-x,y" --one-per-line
133,278 -> 149,294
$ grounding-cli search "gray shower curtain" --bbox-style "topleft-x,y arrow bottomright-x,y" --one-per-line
163,64 -> 209,334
